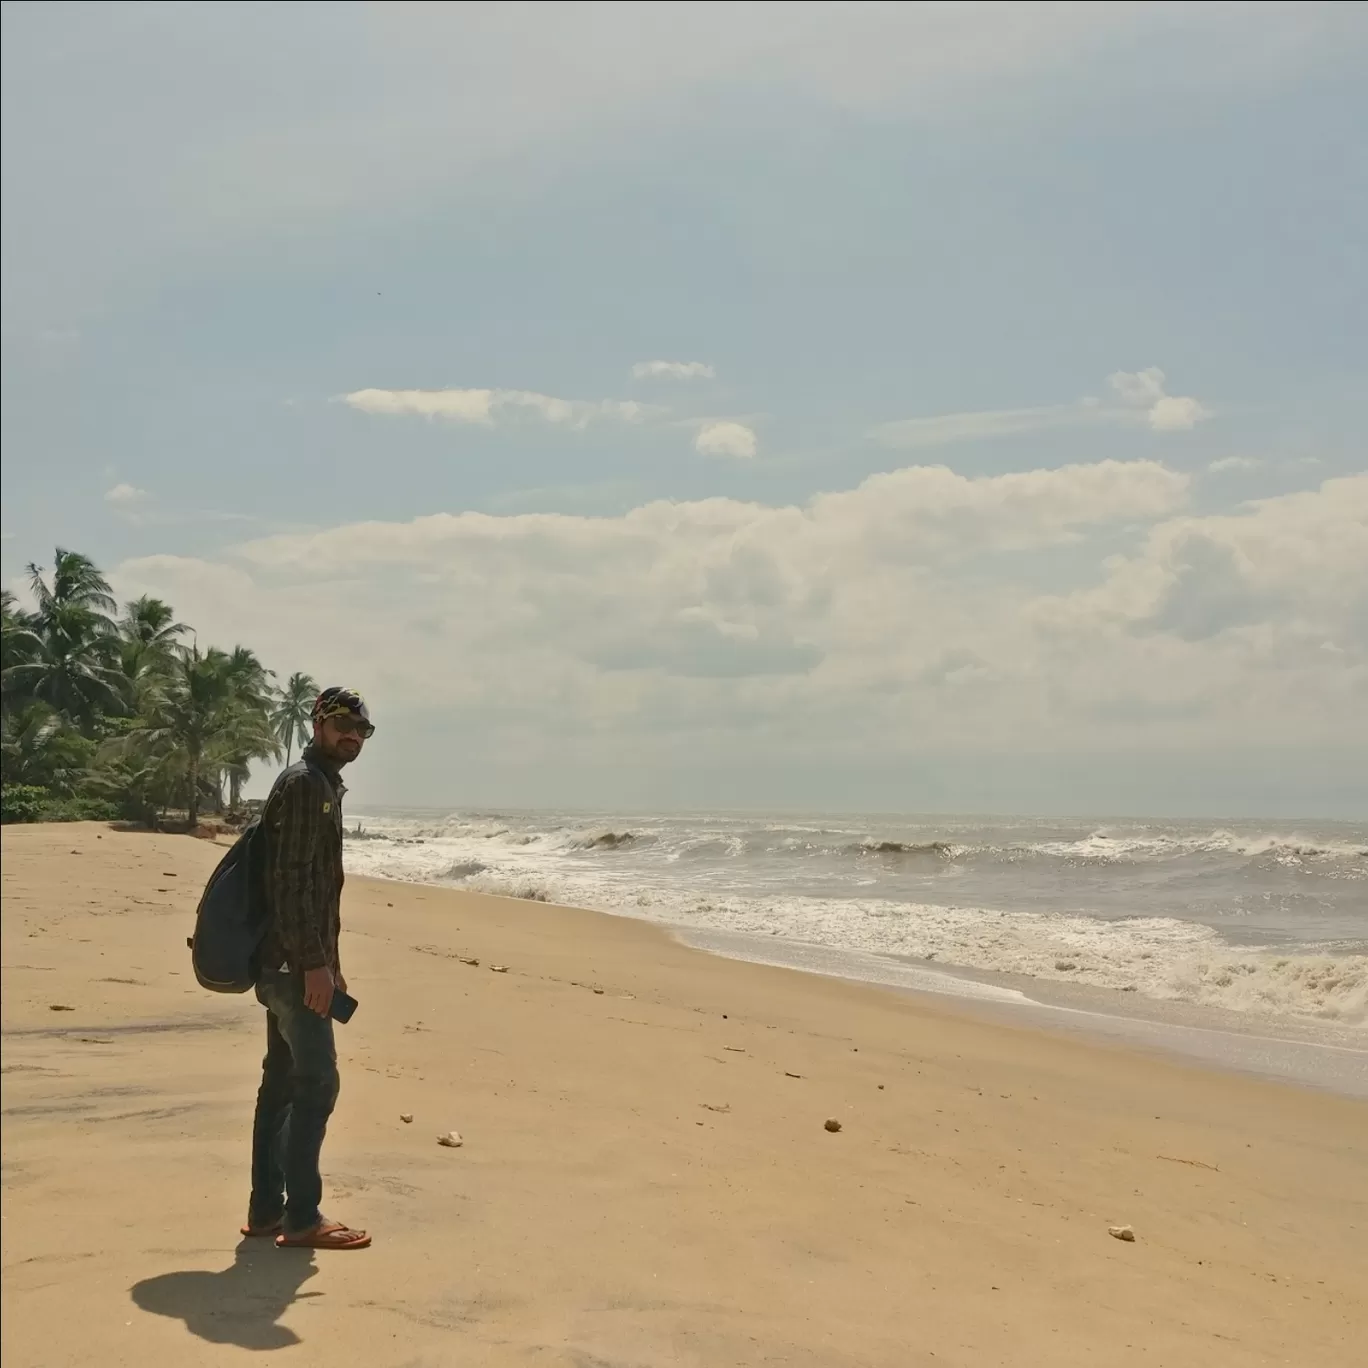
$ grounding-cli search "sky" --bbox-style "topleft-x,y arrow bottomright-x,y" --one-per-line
2,1 -> 1366,818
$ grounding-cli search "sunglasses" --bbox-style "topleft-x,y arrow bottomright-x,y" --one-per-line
328,715 -> 375,739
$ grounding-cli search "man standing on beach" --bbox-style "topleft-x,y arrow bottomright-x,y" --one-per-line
243,686 -> 374,1251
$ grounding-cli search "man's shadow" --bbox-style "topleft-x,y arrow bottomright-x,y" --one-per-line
131,1239 -> 320,1349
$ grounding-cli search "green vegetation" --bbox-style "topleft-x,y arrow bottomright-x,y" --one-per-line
1,549 -> 316,828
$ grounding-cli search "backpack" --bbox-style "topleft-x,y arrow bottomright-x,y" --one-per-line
187,813 -> 270,993
187,755 -> 338,992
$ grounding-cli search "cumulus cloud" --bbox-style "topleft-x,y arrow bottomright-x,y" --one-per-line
1208,456 -> 1262,473
1106,367 -> 1167,407
343,387 -> 650,429
875,368 -> 1211,449
695,421 -> 757,459
112,461 -> 1366,789
1108,367 -> 1210,431
346,388 -> 494,423
1148,396 -> 1208,431
1034,473 -> 1368,650
124,457 -> 1191,733
631,360 -> 716,381
104,483 -> 148,504
235,457 -> 1187,577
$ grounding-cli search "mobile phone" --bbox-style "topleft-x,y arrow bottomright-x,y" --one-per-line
329,989 -> 359,1024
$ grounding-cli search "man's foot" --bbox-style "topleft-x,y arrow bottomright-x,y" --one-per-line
275,1218 -> 371,1250
240,1217 -> 283,1237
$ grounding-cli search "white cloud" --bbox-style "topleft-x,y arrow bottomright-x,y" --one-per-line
1033,474 -> 1368,648
1147,396 -> 1210,432
345,387 -> 493,423
631,360 -> 716,381
695,421 -> 757,459
104,483 -> 148,504
112,462 -> 1367,792
1107,367 -> 1168,407
1208,456 -> 1262,473
234,457 -> 1186,576
875,368 -> 1212,450
343,387 -> 650,430
1108,368 -> 1211,432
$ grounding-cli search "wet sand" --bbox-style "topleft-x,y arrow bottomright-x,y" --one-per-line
3,822 -> 1365,1367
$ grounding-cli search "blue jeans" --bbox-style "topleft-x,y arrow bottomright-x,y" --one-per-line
249,970 -> 339,1236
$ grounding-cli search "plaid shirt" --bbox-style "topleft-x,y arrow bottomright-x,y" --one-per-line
259,745 -> 346,975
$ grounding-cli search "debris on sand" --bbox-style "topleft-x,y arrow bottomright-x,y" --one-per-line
824,1118 -> 843,1133
48,1004 -> 75,1012
437,1131 -> 464,1148
1158,1154 -> 1220,1171
1108,1225 -> 1136,1242
400,1113 -> 414,1124
490,965 -> 509,973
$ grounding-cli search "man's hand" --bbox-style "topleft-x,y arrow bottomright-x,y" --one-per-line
303,966 -> 335,1017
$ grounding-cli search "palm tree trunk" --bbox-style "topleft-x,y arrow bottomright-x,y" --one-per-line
186,749 -> 200,830
229,771 -> 242,809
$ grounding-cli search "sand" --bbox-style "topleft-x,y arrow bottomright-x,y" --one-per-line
2,822 -> 1365,1367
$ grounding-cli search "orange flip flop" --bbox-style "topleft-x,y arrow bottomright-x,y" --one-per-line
275,1219 -> 371,1250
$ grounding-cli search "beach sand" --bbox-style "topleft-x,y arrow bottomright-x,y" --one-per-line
2,822 -> 1365,1367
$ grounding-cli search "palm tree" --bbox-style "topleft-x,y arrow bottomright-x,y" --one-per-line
125,645 -> 238,829
117,596 -> 187,683
86,743 -> 179,829
2,623 -> 126,728
219,646 -> 280,809
2,554 -> 124,729
27,548 -> 117,626
1,587 -> 32,638
1,589 -> 38,714
270,671 -> 318,766
224,646 -> 275,705
0,701 -> 95,795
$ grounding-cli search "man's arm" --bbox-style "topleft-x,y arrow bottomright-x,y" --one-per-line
268,773 -> 331,974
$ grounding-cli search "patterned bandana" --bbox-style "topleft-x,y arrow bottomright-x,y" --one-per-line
312,686 -> 372,726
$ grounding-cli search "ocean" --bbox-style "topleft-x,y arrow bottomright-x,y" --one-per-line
342,809 -> 1367,1049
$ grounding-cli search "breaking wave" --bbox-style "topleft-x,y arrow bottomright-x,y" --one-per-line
341,807 -> 1366,1029
346,815 -> 1364,868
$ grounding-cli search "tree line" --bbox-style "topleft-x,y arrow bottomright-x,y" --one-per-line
1,548 -> 316,828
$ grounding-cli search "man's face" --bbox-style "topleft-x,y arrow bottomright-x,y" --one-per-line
314,714 -> 370,767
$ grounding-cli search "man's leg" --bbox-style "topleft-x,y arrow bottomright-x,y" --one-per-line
263,972 -> 341,1237
246,986 -> 292,1231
